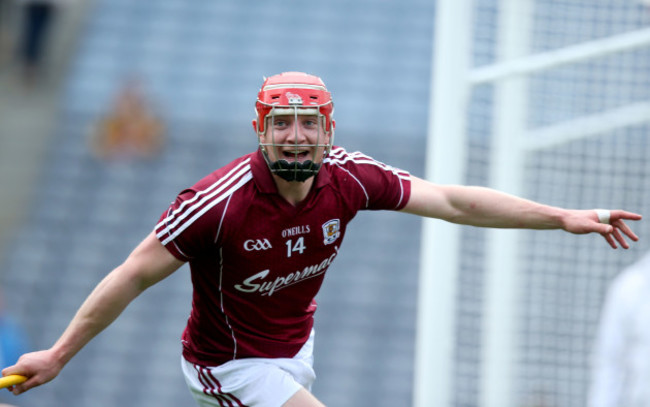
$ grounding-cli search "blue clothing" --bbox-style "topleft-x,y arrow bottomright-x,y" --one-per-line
0,315 -> 27,368
0,314 -> 28,404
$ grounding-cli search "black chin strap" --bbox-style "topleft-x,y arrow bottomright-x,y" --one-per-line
268,159 -> 321,182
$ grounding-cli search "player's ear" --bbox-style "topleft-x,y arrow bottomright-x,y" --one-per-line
326,120 -> 335,143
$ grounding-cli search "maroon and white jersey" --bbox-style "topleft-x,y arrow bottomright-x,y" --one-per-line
155,146 -> 411,366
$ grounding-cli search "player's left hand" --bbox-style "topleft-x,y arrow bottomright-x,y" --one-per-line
564,209 -> 642,249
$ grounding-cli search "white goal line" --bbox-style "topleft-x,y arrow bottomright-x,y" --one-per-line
469,27 -> 650,85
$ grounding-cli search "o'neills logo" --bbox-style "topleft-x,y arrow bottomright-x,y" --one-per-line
235,247 -> 339,296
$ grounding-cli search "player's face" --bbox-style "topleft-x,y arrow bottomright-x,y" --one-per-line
261,114 -> 330,164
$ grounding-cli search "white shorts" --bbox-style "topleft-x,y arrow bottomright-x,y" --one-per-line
181,330 -> 316,407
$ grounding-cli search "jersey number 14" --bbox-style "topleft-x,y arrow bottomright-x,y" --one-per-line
285,237 -> 306,257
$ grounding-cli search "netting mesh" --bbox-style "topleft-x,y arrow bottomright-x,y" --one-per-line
454,1 -> 650,406
518,127 -> 650,407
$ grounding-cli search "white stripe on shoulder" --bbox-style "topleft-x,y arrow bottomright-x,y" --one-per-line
156,162 -> 250,239
156,158 -> 250,231
326,148 -> 411,209
325,149 -> 410,180
333,163 -> 370,208
156,160 -> 252,244
160,171 -> 253,245
326,146 -> 346,158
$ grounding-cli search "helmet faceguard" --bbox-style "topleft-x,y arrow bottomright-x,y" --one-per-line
253,72 -> 335,182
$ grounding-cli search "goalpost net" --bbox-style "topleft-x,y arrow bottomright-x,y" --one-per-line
415,1 -> 650,407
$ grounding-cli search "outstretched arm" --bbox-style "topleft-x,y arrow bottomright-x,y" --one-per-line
1,231 -> 184,395
402,175 -> 642,249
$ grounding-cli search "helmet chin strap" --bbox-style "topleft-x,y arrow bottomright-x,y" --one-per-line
267,158 -> 321,182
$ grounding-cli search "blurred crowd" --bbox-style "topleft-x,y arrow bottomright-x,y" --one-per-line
0,0 -> 66,87
91,78 -> 165,161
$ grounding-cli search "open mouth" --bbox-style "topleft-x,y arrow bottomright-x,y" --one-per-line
281,150 -> 310,161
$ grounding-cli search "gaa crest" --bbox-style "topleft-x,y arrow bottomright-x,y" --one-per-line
322,219 -> 341,245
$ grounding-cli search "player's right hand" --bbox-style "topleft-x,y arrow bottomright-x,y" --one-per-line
1,350 -> 63,395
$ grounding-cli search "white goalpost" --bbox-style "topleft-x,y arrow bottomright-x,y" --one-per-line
413,3 -> 472,406
414,1 -> 650,406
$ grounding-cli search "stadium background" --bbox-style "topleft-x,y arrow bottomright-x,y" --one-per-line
0,1 -> 648,407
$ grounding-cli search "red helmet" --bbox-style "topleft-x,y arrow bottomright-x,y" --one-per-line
254,72 -> 335,182
254,71 -> 334,134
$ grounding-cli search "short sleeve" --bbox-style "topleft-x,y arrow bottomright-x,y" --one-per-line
155,187 -> 221,261
327,148 -> 411,211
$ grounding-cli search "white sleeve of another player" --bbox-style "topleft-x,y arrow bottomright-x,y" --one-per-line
588,272 -> 636,407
